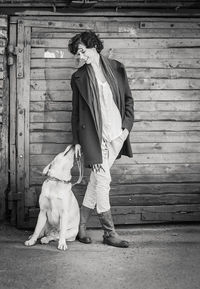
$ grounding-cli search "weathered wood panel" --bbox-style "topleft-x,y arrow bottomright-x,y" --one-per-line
0,15 -> 8,220
9,16 -> 200,225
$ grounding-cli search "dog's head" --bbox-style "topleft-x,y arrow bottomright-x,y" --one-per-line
42,145 -> 75,180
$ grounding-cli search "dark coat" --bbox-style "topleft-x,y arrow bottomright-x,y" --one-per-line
70,58 -> 134,167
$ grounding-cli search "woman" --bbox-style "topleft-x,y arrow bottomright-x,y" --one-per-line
68,31 -> 134,248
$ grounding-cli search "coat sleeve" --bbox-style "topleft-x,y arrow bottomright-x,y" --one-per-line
121,63 -> 134,132
70,75 -> 80,145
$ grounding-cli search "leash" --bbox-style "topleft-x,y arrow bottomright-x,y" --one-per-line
72,155 -> 83,187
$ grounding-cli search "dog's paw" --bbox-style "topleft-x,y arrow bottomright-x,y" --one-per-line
58,240 -> 68,251
40,237 -> 49,244
24,238 -> 37,246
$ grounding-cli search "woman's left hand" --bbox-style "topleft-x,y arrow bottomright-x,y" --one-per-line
92,164 -> 105,173
123,128 -> 129,139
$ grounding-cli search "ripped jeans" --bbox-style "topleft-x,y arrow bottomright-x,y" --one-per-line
82,129 -> 128,213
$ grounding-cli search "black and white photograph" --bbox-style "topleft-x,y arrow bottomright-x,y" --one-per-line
0,1 -> 200,289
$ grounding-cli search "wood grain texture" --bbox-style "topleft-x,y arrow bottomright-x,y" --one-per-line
7,16 -> 200,225
0,15 -> 8,220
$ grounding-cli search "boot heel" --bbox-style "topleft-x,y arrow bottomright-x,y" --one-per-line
77,235 -> 92,244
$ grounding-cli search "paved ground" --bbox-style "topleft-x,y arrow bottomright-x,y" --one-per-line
0,222 -> 200,289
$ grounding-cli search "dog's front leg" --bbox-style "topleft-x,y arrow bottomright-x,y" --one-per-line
58,213 -> 68,251
24,209 -> 47,246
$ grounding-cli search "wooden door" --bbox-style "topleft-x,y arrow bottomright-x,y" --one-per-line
9,16 -> 200,228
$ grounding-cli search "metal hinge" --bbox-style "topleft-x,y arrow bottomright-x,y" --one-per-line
7,44 -> 23,67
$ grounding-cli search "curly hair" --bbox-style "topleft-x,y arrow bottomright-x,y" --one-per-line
68,31 -> 104,55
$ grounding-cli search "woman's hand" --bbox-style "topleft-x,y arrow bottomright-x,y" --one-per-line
92,164 -> 105,173
75,144 -> 81,159
123,128 -> 129,139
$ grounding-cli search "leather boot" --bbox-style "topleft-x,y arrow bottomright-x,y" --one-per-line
77,205 -> 93,244
98,210 -> 129,248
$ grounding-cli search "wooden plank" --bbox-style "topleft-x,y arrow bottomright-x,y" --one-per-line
30,122 -> 71,132
136,111 -> 200,121
30,132 -> 72,143
16,21 -> 26,226
30,68 -> 200,80
30,89 -> 200,102
76,193 -> 200,206
31,38 -> 200,48
31,68 -> 75,80
108,49 -> 200,60
30,172 -> 200,185
141,211 -> 200,222
30,90 -> 71,101
131,79 -> 200,90
31,58 -> 200,69
29,142 -> 200,155
140,21 -> 200,29
11,16 -> 199,24
31,101 -> 200,112
116,153 -> 200,165
135,101 -> 200,112
0,69 -> 9,220
133,90 -> 200,101
31,29 -> 200,39
29,131 -> 200,144
23,26 -> 31,190
30,163 -> 200,176
30,152 -> 200,166
74,183 -> 200,198
30,79 -> 200,91
30,110 -> 200,122
30,121 -> 200,133
30,80 -> 71,91
129,68 -> 200,79
9,23 -> 17,194
133,121 -> 200,132
30,101 -> 72,112
24,19 -> 95,30
30,111 -> 71,122
120,59 -> 200,69
31,47 -> 200,59
130,143 -> 200,154
32,182 -> 200,196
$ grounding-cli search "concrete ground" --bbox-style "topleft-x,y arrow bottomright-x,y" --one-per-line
0,222 -> 200,289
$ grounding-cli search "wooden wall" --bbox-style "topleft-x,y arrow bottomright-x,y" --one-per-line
15,16 -> 199,226
0,16 -> 8,220
0,0 -> 199,9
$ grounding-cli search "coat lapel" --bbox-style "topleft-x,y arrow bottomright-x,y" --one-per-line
73,61 -> 124,116
73,65 -> 92,107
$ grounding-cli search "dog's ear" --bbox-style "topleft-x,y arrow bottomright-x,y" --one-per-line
42,162 -> 52,176
63,145 -> 73,156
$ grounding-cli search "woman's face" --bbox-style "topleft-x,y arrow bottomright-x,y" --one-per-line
75,43 -> 98,65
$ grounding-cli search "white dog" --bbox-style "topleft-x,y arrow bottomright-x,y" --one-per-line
24,145 -> 80,250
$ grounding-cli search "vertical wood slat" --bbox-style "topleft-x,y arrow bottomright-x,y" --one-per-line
16,20 -> 31,226
9,23 -> 17,193
24,26 -> 31,191
0,15 -> 8,220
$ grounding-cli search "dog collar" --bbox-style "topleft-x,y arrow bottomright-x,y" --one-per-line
46,176 -> 71,184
